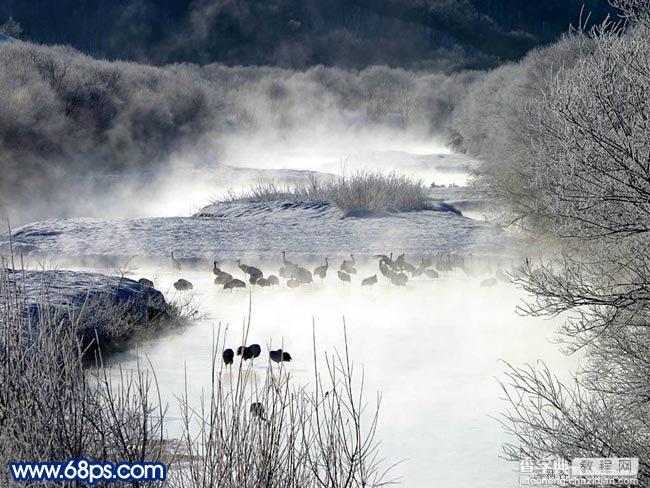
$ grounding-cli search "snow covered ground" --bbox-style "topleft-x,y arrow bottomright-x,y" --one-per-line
5,188 -> 509,264
3,268 -> 168,347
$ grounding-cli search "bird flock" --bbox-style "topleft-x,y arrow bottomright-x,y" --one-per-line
154,250 -> 512,292
221,344 -> 292,365
134,250 -> 512,420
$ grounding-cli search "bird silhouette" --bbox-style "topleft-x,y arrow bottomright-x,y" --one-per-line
270,349 -> 292,363
237,260 -> 263,280
237,346 -> 254,360
214,271 -> 233,285
256,277 -> 271,287
287,278 -> 301,288
313,258 -> 329,280
361,275 -> 377,287
249,344 -> 261,358
281,251 -> 299,276
224,278 -> 246,290
223,348 -> 234,365
268,275 -> 280,286
173,278 -> 193,290
296,267 -> 313,284
338,270 -> 351,283
213,261 -> 221,275
379,259 -> 395,280
340,254 -> 357,274
250,402 -> 266,420
374,253 -> 396,270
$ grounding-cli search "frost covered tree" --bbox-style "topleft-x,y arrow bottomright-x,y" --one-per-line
495,1 -> 650,483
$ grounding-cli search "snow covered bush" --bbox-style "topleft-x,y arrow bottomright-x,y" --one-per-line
223,170 -> 431,212
449,36 -> 584,227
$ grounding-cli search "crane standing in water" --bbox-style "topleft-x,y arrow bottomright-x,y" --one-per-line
340,254 -> 357,274
313,258 -> 329,281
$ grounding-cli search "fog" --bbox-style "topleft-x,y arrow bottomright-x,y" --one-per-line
76,258 -> 578,488
0,40 -> 481,225
0,31 -> 578,488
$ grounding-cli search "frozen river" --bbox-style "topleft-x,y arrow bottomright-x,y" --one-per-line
3,147 -> 577,487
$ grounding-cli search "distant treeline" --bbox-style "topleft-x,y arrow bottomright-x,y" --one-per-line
0,0 -> 615,70
0,40 -> 476,216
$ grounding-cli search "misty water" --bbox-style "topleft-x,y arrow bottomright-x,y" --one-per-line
97,262 -> 576,488
8,143 -> 578,487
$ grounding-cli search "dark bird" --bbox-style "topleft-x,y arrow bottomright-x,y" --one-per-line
171,251 -> 182,271
138,278 -> 154,288
223,348 -> 234,365
212,261 -> 221,276
282,251 -> 299,276
173,278 -> 193,291
338,270 -> 351,283
224,278 -> 246,290
268,275 -> 280,286
250,402 -> 266,420
296,267 -> 313,284
214,271 -> 233,285
374,253 -> 397,270
361,275 -> 377,287
340,254 -> 357,274
379,259 -> 395,280
248,266 -> 263,279
237,260 -> 263,280
390,273 -> 408,287
270,349 -> 292,363
249,274 -> 259,285
237,346 -> 254,360
249,344 -> 261,358
256,277 -> 271,287
394,253 -> 407,270
313,258 -> 329,280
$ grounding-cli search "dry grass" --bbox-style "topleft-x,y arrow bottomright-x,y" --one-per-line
224,170 -> 431,212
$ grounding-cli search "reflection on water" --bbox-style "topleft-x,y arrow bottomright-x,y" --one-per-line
92,260 -> 578,488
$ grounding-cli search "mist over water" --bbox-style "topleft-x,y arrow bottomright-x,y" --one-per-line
80,258 -> 576,488
5,126 -> 468,224
0,37 -> 565,488
4,115 -> 572,487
